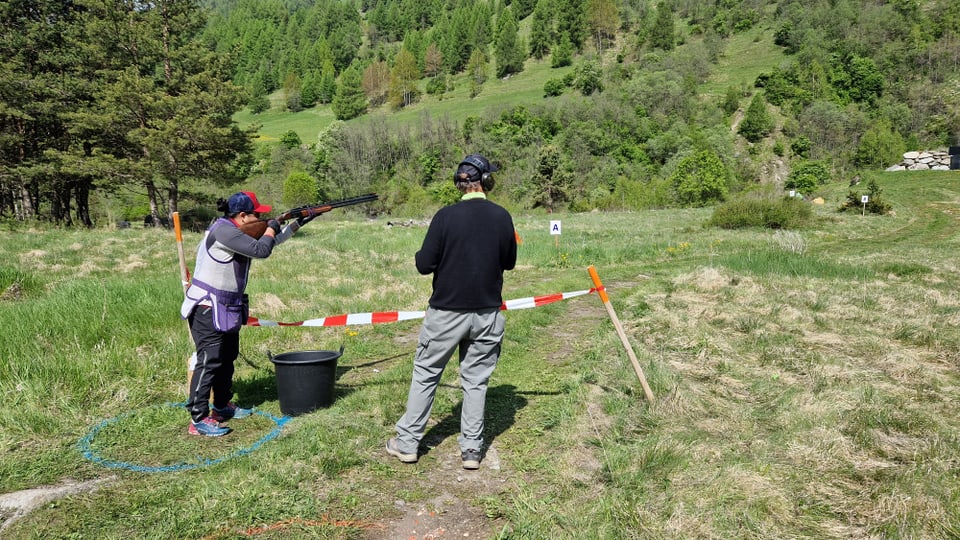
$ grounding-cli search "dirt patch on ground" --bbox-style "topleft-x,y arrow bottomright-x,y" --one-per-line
366,445 -> 509,540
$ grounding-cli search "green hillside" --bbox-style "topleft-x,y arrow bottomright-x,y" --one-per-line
700,26 -> 788,97
236,59 -> 575,144
4,0 -> 959,223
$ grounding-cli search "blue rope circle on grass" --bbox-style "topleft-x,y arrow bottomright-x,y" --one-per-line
78,402 -> 290,473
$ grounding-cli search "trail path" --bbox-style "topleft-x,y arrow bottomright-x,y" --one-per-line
0,477 -> 116,533
364,296 -> 610,540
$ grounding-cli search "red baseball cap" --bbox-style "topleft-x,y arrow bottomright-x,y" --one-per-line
228,191 -> 272,214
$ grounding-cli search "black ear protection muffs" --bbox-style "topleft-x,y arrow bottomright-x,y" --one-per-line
456,154 -> 497,192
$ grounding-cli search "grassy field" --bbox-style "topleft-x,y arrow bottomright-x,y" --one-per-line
700,25 -> 788,98
2,171 -> 960,538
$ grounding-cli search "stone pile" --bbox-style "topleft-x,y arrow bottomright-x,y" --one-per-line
886,150 -> 951,171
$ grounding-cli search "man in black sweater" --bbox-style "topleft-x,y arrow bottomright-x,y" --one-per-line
387,153 -> 517,469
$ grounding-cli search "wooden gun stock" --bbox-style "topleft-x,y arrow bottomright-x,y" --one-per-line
237,193 -> 379,239
238,219 -> 270,239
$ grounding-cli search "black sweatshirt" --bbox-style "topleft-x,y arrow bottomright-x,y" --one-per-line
415,195 -> 517,310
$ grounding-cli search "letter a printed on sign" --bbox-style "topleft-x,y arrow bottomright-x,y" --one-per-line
550,220 -> 561,235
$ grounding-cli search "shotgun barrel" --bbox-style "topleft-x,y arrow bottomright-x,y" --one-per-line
239,193 -> 378,238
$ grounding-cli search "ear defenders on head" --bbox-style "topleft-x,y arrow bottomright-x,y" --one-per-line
456,154 -> 497,192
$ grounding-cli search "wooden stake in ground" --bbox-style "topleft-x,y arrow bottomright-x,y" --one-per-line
173,212 -> 197,398
587,265 -> 655,403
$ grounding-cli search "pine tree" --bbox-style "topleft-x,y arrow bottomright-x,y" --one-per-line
649,2 -> 675,51
529,0 -> 554,60
301,70 -> 320,108
0,0 -> 89,223
78,0 -> 252,219
318,60 -> 337,104
551,33 -> 574,68
495,8 -> 524,78
556,0 -> 586,50
532,144 -> 571,212
738,93 -> 775,143
284,72 -> 303,111
332,62 -> 367,120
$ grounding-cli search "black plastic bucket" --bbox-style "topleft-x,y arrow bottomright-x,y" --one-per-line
268,347 -> 343,416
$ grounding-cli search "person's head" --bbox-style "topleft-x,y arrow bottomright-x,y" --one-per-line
454,154 -> 498,193
217,191 -> 272,224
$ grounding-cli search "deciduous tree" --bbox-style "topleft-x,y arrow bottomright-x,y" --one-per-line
389,48 -> 421,108
586,0 -> 619,56
362,60 -> 391,107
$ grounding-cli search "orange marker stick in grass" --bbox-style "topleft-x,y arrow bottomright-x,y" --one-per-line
587,265 -> 655,403
174,212 -> 202,398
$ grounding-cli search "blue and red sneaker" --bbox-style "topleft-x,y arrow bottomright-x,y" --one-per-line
210,402 -> 252,422
188,417 -> 231,437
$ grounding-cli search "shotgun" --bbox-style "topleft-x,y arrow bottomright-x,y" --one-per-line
239,193 -> 378,239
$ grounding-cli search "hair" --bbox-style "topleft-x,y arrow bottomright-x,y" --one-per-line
216,198 -> 237,217
454,172 -> 482,192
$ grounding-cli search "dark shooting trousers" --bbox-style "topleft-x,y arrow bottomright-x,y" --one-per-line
186,305 -> 239,422
394,307 -> 504,453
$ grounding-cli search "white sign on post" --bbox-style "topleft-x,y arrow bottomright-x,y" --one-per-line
789,190 -> 796,197
550,220 -> 562,235
861,195 -> 869,203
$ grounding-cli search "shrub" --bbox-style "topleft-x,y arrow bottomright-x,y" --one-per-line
707,196 -> 813,229
670,150 -> 731,207
721,85 -> 740,115
790,135 -> 811,158
544,78 -> 566,97
785,160 -> 831,195
425,74 -> 447,95
248,94 -> 270,114
282,171 -> 319,208
574,61 -> 603,95
280,130 -> 302,149
838,178 -> 892,215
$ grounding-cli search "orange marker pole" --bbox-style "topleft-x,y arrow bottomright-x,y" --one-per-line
588,265 -> 654,403
173,212 -> 189,294
173,213 -> 197,398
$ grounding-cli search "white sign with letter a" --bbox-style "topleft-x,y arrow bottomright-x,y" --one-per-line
550,220 -> 561,235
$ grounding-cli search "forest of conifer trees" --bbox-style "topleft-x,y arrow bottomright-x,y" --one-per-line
2,0 -> 959,224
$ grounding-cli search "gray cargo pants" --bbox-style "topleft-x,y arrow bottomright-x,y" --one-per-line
395,306 -> 504,454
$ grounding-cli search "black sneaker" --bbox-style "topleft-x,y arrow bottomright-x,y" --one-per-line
461,448 -> 481,470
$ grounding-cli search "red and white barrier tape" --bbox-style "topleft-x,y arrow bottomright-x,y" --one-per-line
246,288 -> 596,327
